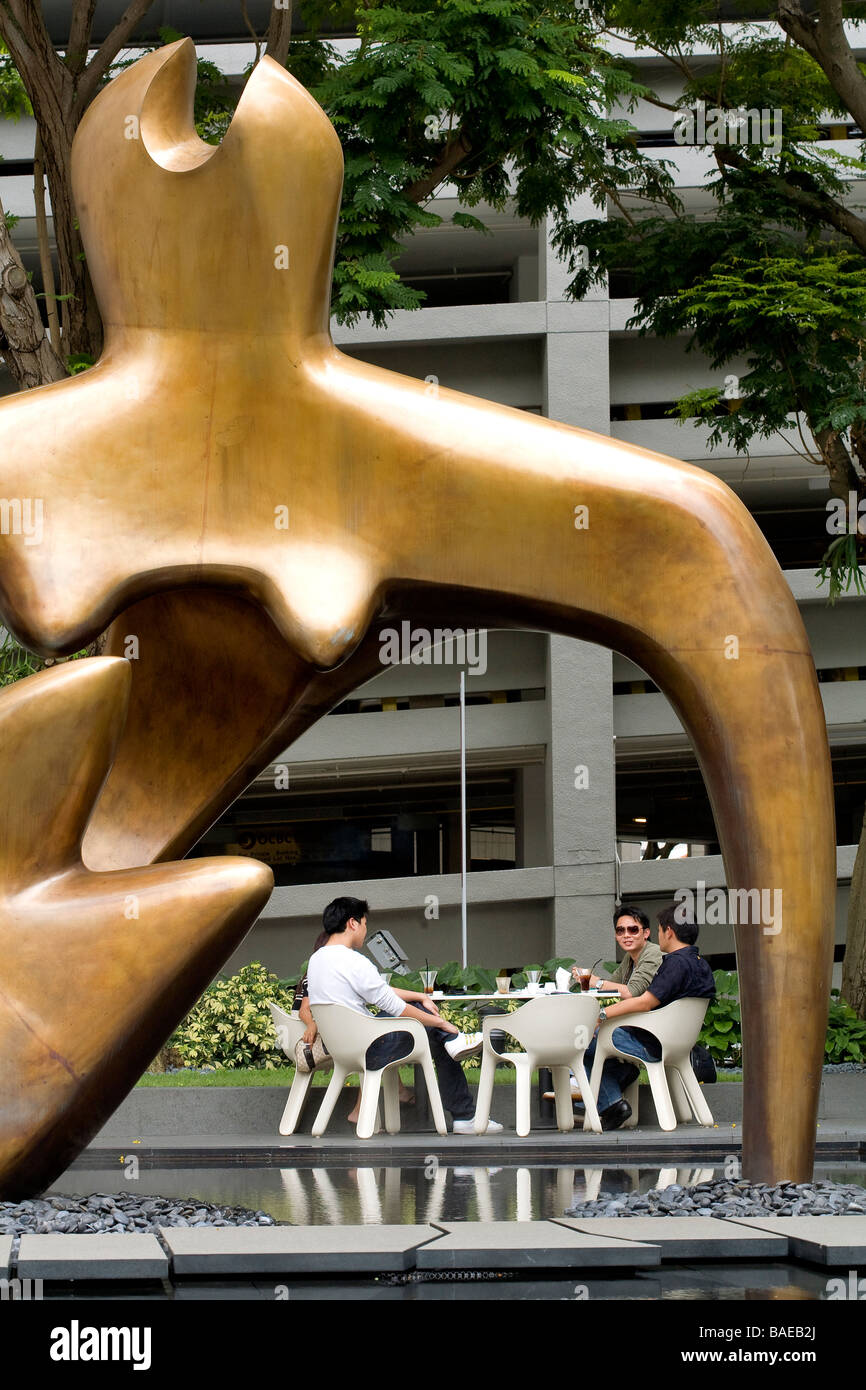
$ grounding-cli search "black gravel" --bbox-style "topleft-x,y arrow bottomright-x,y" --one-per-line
0,1191 -> 276,1255
566,1178 -> 866,1219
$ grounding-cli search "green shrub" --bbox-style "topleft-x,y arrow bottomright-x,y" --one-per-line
169,962 -> 295,1070
825,992 -> 866,1063
698,970 -> 741,1065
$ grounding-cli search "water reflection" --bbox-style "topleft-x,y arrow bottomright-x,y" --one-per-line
48,1159 -> 841,1226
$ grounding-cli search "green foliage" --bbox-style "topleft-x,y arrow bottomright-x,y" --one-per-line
0,41 -> 29,120
819,534 -> 866,602
0,631 -> 47,686
311,0 -> 658,324
825,991 -> 866,1063
169,962 -> 295,1070
0,631 -> 95,688
571,10 -> 866,593
695,973 -> 866,1066
65,353 -> 95,375
698,969 -> 742,1064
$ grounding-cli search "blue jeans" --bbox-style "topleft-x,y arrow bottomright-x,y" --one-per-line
584,1027 -> 663,1112
365,1003 -> 474,1121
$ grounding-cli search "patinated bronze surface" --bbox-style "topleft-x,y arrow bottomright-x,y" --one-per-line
0,41 -> 835,1193
0,658 -> 272,1198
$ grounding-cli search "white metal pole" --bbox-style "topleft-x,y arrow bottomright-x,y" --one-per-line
460,670 -> 468,969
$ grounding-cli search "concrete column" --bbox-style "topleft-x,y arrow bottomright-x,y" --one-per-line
541,195 -> 616,963
515,763 -> 547,868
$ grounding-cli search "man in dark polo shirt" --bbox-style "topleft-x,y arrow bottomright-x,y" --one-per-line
583,904 -> 715,1130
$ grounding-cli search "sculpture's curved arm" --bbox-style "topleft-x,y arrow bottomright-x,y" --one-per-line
318,353 -> 837,1184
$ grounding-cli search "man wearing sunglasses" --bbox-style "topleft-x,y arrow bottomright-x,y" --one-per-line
581,905 -> 715,1130
578,905 -> 663,999
559,905 -> 663,1110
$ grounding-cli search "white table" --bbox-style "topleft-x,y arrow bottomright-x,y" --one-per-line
430,989 -> 613,1002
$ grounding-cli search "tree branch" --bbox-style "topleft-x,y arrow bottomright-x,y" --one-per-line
66,1 -> 97,80
76,0 -> 156,111
0,1 -> 69,107
714,144 -> 866,254
240,0 -> 262,65
778,0 -> 866,135
404,131 -> 473,204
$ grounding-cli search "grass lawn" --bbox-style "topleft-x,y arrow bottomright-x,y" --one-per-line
137,1065 -> 742,1089
137,1066 -> 538,1088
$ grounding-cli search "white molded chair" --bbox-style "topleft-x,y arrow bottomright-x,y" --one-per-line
473,995 -> 602,1136
309,1003 -> 448,1139
269,1003 -> 333,1136
587,997 -> 714,1132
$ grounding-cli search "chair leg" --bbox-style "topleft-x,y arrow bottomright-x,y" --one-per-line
674,1064 -> 715,1125
473,1050 -> 497,1134
667,1067 -> 693,1122
357,1070 -> 382,1139
311,1065 -> 347,1137
382,1067 -> 401,1134
645,1061 -> 677,1131
421,1055 -> 448,1136
515,1063 -> 532,1137
575,1060 -> 601,1133
279,1071 -> 313,1136
551,1066 -> 575,1134
621,1076 -> 640,1128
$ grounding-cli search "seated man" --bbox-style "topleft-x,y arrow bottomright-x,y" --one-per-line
583,904 -> 716,1131
555,905 -> 664,1104
582,904 -> 664,999
306,896 -> 502,1134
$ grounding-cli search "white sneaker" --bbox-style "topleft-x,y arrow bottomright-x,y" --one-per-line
444,1031 -> 483,1062
542,1079 -> 582,1102
453,1118 -> 504,1134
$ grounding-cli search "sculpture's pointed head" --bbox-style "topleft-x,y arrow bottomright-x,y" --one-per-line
72,40 -> 344,339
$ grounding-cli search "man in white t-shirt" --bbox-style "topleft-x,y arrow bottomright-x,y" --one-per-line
307,896 -> 503,1134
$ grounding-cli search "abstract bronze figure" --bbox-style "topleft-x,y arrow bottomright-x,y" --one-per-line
0,657 -> 272,1199
0,41 -> 835,1194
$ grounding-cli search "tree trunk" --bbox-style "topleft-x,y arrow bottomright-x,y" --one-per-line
266,1 -> 292,67
0,193 -> 66,389
33,131 -> 60,349
842,807 -> 866,1017
34,117 -> 102,358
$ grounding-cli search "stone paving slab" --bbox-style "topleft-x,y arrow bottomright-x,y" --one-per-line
556,1216 -> 787,1260
159,1224 -> 439,1274
415,1220 -> 659,1270
729,1216 -> 866,1266
0,1236 -> 11,1279
16,1234 -> 168,1280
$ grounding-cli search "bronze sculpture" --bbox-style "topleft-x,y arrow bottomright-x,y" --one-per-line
0,41 -> 835,1194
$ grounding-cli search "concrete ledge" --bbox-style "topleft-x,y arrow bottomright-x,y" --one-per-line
159,1224 -> 440,1275
557,1215 -> 788,1260
97,1072 -> 863,1138
415,1219 -> 659,1270
0,1236 -> 11,1278
729,1216 -> 866,1266
98,1078 -> 542,1138
16,1234 -> 168,1280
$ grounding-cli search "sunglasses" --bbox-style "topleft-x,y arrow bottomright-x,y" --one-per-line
614,924 -> 645,936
